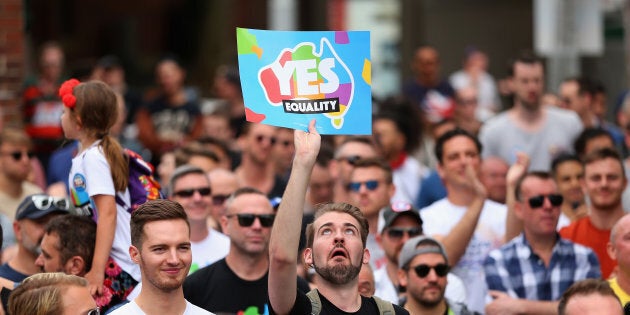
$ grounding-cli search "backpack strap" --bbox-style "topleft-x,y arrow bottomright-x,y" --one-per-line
307,289 -> 395,315
372,295 -> 396,315
306,289 -> 321,315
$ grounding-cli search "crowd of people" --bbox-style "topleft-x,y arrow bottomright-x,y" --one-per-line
0,40 -> 629,314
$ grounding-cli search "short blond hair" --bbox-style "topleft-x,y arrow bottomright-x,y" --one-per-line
9,273 -> 88,315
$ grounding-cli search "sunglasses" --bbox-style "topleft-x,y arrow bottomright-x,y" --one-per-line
31,196 -> 71,211
211,194 -> 230,206
337,155 -> 361,166
527,194 -> 563,208
87,308 -> 100,315
348,180 -> 379,192
386,227 -> 423,239
227,213 -> 275,227
412,263 -> 450,278
173,187 -> 211,198
255,135 -> 277,145
2,151 -> 34,161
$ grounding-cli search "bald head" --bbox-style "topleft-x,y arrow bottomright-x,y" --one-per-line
480,156 -> 509,203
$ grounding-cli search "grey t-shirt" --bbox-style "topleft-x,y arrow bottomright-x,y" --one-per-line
479,106 -> 583,171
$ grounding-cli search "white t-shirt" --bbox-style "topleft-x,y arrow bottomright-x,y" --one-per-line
373,264 -> 467,304
189,228 -> 230,274
420,198 -> 506,313
391,155 -> 430,205
109,300 -> 214,315
69,142 -> 140,282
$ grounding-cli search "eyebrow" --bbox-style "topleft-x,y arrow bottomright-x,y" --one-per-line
317,222 -> 359,233
148,242 -> 192,249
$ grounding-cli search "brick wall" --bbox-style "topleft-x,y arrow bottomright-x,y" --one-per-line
0,0 -> 24,127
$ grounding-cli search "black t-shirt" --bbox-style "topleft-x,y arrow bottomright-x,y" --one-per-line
183,258 -> 310,314
287,290 -> 409,315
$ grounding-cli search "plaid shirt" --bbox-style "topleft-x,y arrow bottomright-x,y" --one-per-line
483,233 -> 601,301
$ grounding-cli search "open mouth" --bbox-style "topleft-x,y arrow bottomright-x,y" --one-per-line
330,248 -> 348,259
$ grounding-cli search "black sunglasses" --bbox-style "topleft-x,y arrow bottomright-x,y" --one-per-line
227,213 -> 275,227
386,227 -> 423,239
412,263 -> 450,278
173,187 -> 211,198
211,194 -> 230,206
87,307 -> 100,315
2,151 -> 34,161
527,194 -> 563,208
337,155 -> 361,166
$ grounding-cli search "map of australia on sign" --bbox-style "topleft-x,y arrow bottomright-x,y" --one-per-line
236,28 -> 371,135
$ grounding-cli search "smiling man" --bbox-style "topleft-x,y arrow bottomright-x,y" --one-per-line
110,199 -> 212,315
169,165 -> 229,273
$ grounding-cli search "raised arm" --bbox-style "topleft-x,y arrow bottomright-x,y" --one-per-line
269,120 -> 320,314
440,162 -> 486,265
504,152 -> 529,242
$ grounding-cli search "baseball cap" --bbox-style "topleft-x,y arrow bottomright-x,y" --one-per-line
378,201 -> 422,234
15,194 -> 71,220
398,235 -> 449,269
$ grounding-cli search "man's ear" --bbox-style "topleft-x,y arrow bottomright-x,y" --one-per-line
303,248 -> 313,266
608,241 -> 617,261
362,248 -> 370,265
398,268 -> 408,288
12,221 -> 21,242
514,201 -> 524,220
129,245 -> 140,264
220,215 -> 230,236
64,256 -> 86,276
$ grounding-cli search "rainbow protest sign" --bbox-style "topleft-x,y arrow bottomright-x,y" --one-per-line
236,28 -> 371,134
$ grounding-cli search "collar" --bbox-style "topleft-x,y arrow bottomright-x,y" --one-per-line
390,152 -> 407,170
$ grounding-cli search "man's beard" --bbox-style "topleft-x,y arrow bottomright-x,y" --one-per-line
313,260 -> 361,285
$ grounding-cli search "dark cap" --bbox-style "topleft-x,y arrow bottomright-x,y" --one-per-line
399,235 -> 449,269
379,201 -> 422,234
15,194 -> 71,220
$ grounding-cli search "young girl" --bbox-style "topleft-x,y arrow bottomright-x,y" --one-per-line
59,79 -> 140,311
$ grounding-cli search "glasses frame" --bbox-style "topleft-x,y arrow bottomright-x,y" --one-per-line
412,263 -> 450,278
527,194 -> 563,208
386,226 -> 423,239
211,194 -> 231,206
348,180 -> 380,192
87,307 -> 100,315
173,187 -> 212,198
226,213 -> 275,227
337,155 -> 361,166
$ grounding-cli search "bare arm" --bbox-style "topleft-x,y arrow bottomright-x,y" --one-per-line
269,120 -> 320,315
504,152 -> 529,243
84,194 -> 117,296
486,291 -> 558,315
440,163 -> 486,265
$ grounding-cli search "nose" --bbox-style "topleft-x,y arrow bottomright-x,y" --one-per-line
166,248 -> 179,264
426,268 -> 439,281
35,254 -> 44,267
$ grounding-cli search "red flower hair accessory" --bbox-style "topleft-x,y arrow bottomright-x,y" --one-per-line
58,78 -> 80,109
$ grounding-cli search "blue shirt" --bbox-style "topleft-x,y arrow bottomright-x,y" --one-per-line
0,263 -> 28,283
483,233 -> 601,301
